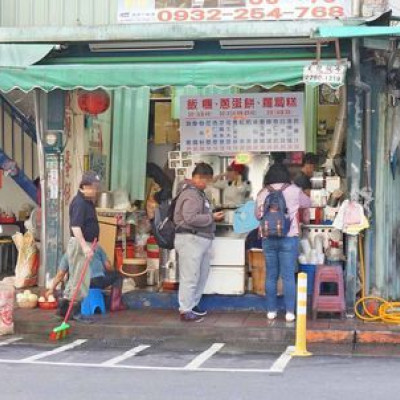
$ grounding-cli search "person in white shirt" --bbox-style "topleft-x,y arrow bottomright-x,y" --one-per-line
213,163 -> 251,206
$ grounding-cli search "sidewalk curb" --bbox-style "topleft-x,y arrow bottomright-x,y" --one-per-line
13,308 -> 400,345
307,330 -> 354,344
15,319 -> 296,343
15,320 -> 400,345
356,330 -> 400,344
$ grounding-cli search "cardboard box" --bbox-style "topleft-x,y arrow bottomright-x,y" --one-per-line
154,102 -> 180,144
97,215 -> 118,268
248,249 -> 283,296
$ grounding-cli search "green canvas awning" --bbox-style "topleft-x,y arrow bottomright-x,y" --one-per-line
0,59 -> 342,93
0,44 -> 53,67
314,25 -> 400,39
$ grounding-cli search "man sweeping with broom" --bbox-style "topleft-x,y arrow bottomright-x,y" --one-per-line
49,171 -> 101,339
55,171 -> 102,319
67,171 -> 101,309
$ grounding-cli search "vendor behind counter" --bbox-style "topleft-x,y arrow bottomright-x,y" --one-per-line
212,162 -> 251,206
293,153 -> 318,195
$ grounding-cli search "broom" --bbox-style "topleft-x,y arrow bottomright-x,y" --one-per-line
49,240 -> 97,340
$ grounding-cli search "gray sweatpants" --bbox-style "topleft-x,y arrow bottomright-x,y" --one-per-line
175,233 -> 212,313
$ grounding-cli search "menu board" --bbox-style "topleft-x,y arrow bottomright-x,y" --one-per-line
180,93 -> 305,154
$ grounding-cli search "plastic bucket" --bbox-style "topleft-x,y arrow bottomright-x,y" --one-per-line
298,264 -> 316,296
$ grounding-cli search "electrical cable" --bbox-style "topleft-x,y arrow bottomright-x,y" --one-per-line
355,235 -> 400,324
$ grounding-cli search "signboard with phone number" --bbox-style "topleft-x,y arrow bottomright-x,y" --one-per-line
118,0 -> 350,23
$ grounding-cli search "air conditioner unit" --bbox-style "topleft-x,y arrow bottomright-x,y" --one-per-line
89,41 -> 194,52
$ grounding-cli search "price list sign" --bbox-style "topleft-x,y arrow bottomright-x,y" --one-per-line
180,93 -> 305,154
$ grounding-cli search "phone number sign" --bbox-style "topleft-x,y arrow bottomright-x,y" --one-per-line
180,93 -> 305,154
118,0 -> 350,23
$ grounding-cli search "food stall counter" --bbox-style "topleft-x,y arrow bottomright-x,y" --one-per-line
204,225 -> 247,295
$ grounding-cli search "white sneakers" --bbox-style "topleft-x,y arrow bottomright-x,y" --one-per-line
285,312 -> 296,322
266,311 -> 296,322
267,311 -> 277,320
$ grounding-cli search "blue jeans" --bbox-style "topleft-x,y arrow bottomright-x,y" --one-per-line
262,237 -> 299,313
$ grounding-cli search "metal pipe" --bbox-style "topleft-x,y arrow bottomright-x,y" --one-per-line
352,0 -> 361,17
21,121 -> 24,173
352,38 -> 372,195
33,89 -> 46,287
328,85 -> 347,159
11,116 -> 14,159
352,37 -> 372,295
1,100 -> 4,150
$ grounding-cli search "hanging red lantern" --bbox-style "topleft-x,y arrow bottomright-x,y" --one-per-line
78,89 -> 110,115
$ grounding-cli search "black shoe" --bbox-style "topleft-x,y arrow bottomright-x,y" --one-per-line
192,306 -> 207,316
57,298 -> 70,318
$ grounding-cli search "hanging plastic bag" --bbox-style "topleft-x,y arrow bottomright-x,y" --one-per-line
12,232 -> 39,289
0,282 -> 15,336
233,201 -> 260,234
343,201 -> 363,227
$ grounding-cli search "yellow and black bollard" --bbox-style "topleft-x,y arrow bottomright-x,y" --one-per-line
291,272 -> 312,357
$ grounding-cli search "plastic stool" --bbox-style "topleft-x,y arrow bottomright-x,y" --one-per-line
312,265 -> 346,319
81,288 -> 106,316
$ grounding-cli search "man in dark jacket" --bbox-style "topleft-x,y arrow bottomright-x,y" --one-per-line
174,163 -> 224,322
294,153 -> 318,196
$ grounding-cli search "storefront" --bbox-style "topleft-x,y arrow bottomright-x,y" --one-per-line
0,48 -> 353,305
1,12 -> 399,316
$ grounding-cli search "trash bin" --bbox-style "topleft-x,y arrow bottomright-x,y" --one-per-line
0,238 -> 17,275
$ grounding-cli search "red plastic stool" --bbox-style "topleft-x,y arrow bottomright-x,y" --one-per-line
312,265 -> 346,319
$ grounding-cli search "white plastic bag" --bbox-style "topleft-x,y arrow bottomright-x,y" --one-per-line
0,283 -> 15,336
13,232 -> 39,289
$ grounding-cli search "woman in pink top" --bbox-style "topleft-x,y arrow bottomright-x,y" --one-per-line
256,164 -> 311,322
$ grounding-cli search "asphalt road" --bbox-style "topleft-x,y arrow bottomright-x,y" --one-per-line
1,335 -> 400,400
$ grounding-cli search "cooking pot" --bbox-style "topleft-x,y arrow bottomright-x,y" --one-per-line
98,191 -> 114,209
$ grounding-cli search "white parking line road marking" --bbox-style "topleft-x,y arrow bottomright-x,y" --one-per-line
0,337 -> 22,347
101,345 -> 151,366
269,346 -> 295,374
20,339 -> 87,362
0,358 -> 272,373
184,343 -> 225,370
